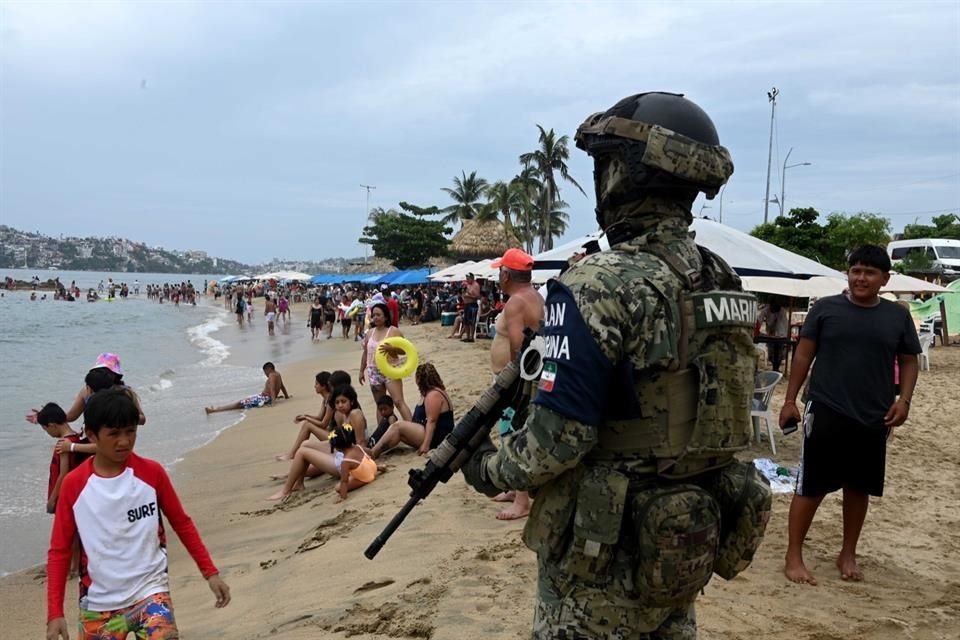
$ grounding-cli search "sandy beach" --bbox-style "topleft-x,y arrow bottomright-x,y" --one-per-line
4,311 -> 958,639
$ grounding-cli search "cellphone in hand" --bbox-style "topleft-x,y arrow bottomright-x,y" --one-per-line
781,417 -> 799,435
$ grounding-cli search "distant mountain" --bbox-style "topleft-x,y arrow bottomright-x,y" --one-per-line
0,225 -> 254,274
0,226 -> 372,275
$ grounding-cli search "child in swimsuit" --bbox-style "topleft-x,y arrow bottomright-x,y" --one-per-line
367,396 -> 398,448
328,423 -> 379,501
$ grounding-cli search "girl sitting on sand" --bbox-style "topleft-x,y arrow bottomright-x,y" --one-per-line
328,423 -> 381,502
268,384 -> 368,501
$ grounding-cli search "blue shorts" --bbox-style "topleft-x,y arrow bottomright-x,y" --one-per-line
464,303 -> 479,325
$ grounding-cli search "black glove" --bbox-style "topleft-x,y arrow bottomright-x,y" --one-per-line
460,435 -> 501,498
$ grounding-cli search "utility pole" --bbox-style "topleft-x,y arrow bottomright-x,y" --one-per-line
763,87 -> 779,225
360,183 -> 376,263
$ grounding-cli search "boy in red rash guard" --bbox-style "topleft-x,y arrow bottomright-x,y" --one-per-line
46,388 -> 230,640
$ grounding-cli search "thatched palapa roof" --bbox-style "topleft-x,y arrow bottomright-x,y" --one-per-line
449,219 -> 522,260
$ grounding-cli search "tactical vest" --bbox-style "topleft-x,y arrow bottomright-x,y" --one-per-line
589,245 -> 758,478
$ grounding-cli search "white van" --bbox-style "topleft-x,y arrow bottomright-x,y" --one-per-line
887,238 -> 960,278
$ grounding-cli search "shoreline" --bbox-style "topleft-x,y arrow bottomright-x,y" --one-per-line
4,316 -> 959,638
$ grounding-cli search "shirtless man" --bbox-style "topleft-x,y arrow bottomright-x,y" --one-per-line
265,295 -> 277,336
488,248 -> 544,520
205,362 -> 290,414
461,273 -> 482,342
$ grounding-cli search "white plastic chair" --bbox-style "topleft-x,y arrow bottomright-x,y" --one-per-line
751,371 -> 784,455
918,333 -> 934,371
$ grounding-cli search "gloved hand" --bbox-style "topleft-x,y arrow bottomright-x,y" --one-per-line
460,435 -> 502,497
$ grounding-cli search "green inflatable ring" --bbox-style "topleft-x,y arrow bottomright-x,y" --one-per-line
375,336 -> 419,380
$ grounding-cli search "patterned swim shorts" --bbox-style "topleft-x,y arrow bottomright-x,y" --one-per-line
80,591 -> 177,639
366,366 -> 388,387
241,393 -> 272,409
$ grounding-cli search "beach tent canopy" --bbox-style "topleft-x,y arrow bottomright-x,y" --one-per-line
525,220 -> 844,284
309,274 -> 347,285
428,261 -> 478,281
219,275 -> 254,283
380,269 -> 432,286
689,219 -> 843,279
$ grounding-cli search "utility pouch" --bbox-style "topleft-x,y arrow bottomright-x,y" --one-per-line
522,472 -> 576,561
629,483 -> 719,608
706,461 -> 772,580
558,467 -> 629,583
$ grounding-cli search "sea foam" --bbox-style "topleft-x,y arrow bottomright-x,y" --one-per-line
187,309 -> 231,366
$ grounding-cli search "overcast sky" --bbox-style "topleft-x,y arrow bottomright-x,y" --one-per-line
1,1 -> 958,264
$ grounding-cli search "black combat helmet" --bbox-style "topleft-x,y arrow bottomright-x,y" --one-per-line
575,92 -> 733,221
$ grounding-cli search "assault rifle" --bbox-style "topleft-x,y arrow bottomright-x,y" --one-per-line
365,330 -> 540,559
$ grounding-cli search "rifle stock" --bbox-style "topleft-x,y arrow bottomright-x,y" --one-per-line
364,330 -> 538,560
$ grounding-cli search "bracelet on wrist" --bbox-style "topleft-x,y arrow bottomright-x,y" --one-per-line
69,443 -> 75,453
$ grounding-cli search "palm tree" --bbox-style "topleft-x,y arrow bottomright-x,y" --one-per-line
367,206 -> 398,224
483,180 -> 520,230
441,170 -> 489,226
523,195 -> 571,253
519,125 -> 586,251
510,167 -> 542,253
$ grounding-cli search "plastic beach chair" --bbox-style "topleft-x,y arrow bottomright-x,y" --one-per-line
918,333 -> 934,371
751,370 -> 784,456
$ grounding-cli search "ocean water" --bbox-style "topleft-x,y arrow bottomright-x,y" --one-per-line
0,270 -> 279,576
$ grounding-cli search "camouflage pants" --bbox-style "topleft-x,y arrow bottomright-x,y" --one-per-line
532,567 -> 697,640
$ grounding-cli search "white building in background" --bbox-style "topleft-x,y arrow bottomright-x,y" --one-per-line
186,250 -> 208,261
77,244 -> 93,259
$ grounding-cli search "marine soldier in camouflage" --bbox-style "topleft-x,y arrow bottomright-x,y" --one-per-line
462,92 -> 773,639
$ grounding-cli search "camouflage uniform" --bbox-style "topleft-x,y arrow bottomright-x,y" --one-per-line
463,94 -> 770,639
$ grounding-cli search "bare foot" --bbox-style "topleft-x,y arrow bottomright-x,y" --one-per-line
492,491 -> 516,503
266,486 -> 300,502
274,454 -> 291,462
784,555 -> 818,585
837,553 -> 863,581
269,473 -> 288,481
496,501 -> 529,521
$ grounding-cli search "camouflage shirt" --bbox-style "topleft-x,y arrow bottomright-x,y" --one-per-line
483,212 -> 703,491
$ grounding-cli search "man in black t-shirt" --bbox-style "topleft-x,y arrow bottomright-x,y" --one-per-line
780,245 -> 921,586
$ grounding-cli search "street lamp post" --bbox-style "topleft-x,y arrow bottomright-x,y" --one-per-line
779,147 -> 811,218
718,185 -> 726,224
360,183 -> 376,263
763,87 -> 779,225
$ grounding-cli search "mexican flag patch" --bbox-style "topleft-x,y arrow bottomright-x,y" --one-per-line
538,361 -> 557,392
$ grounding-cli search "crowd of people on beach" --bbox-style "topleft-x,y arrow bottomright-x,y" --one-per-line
21,241 -> 934,638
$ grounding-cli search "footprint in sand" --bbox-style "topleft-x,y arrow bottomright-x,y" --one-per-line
353,578 -> 396,594
295,509 -> 363,554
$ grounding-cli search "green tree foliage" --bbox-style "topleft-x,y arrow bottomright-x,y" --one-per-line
360,207 -> 451,269
519,125 -> 586,251
441,170 -> 489,225
751,208 -> 891,270
901,213 -> 960,240
894,249 -> 935,274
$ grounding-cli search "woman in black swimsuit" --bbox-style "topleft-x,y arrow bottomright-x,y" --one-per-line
368,363 -> 453,458
308,297 -> 324,341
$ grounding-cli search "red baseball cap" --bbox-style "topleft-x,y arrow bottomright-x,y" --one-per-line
491,248 -> 534,271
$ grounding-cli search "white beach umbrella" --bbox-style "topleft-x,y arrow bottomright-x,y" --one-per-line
741,275 -> 846,298
271,270 -> 312,281
881,273 -> 951,294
